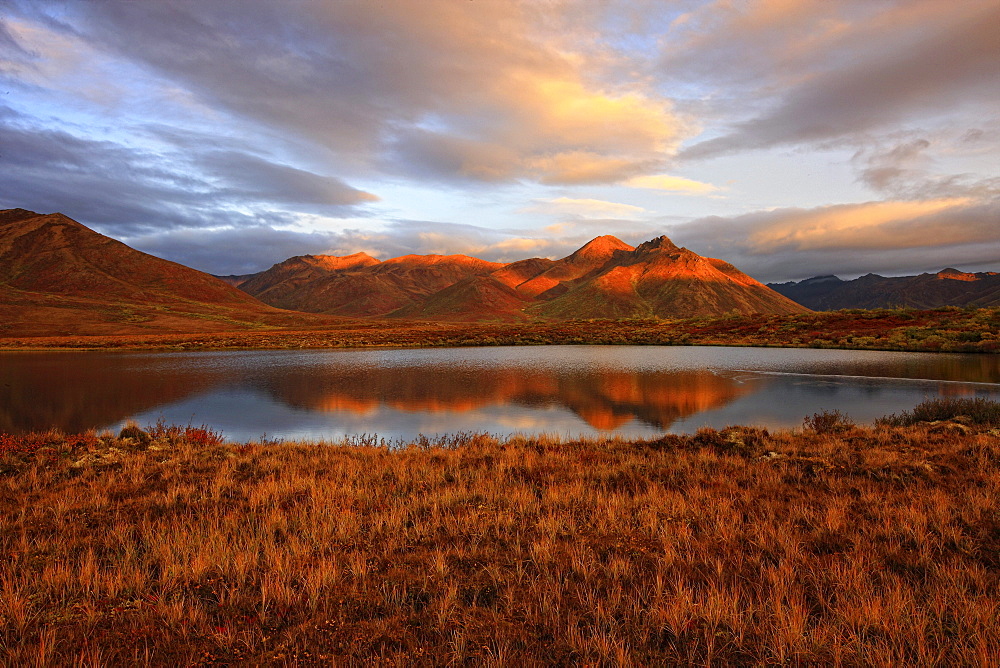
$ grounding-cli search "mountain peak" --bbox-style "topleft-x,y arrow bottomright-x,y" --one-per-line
569,235 -> 634,261
311,252 -> 380,271
937,268 -> 978,282
634,235 -> 681,254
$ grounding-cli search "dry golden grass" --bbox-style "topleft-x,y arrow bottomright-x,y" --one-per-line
2,418 -> 999,665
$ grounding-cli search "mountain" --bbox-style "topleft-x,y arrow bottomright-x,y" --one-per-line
236,252 -> 381,308
239,253 -> 505,317
0,208 -> 330,336
242,233 -> 807,320
512,235 -> 635,299
531,236 -> 807,319
769,269 -> 1000,310
391,275 -> 531,321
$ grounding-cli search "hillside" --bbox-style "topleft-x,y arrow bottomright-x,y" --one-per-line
239,253 -> 504,317
0,209 -> 336,336
770,269 -> 1000,310
532,236 -> 807,319
243,234 -> 807,320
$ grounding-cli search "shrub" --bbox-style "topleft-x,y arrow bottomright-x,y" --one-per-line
879,397 -> 1000,427
692,426 -> 770,457
119,421 -> 151,443
803,409 -> 855,434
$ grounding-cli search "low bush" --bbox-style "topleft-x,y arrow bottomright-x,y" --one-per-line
879,397 -> 1000,427
803,409 -> 855,433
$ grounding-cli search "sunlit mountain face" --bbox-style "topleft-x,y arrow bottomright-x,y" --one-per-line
235,233 -> 808,320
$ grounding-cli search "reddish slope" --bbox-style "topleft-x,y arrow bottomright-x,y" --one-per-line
238,253 -> 380,309
241,232 -> 805,321
534,236 -> 809,319
242,253 -> 505,317
0,209 -> 328,336
513,235 -> 634,298
0,209 -> 260,305
389,275 -> 531,321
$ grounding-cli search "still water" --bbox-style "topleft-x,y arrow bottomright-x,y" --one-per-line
3,346 -> 999,441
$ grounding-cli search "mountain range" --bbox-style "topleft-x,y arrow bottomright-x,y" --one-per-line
0,208 -> 808,334
233,234 -> 807,320
10,206 -> 1000,338
30,206 -> 1000,337
769,269 -> 1000,310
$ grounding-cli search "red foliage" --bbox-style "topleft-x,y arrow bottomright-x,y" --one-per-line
0,432 -> 51,455
183,426 -> 224,447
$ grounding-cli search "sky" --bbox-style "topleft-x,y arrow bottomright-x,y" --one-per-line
1,0 -> 997,281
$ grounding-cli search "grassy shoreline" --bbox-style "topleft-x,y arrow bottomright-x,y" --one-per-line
3,401 -> 1000,665
1,307 -> 998,354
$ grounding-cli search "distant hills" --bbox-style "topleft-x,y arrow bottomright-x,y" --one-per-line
769,269 -> 1000,310
236,234 -> 808,320
0,208 -> 334,336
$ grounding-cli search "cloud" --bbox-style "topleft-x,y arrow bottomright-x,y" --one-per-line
852,135 -> 1000,201
8,0 -> 686,186
675,1 -> 1000,158
197,151 -> 378,207
523,197 -> 646,219
527,151 -> 656,185
0,106 -> 377,236
624,174 -> 719,193
670,197 -> 1000,281
124,226 -> 348,276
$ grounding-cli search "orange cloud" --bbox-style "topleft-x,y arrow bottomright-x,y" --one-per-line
625,174 -> 720,193
524,197 -> 646,219
526,151 -> 654,185
748,198 -> 976,251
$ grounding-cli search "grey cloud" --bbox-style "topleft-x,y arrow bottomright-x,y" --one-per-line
0,117 -> 212,232
853,136 -> 1000,201
123,225 -> 347,276
16,1 -> 511,158
855,138 -> 932,192
198,151 -> 378,207
0,108 -> 377,237
0,20 -> 31,59
679,3 -> 1000,159
386,130 -> 521,183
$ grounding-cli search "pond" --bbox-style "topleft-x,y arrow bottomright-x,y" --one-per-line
3,346 -> 999,441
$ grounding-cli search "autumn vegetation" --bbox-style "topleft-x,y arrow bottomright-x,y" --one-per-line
2,306 -> 998,354
2,400 -> 999,665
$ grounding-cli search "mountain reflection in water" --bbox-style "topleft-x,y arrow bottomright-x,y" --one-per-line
262,367 -> 753,431
2,346 -> 998,439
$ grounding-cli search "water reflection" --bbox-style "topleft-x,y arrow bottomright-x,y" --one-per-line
260,366 -> 755,431
0,353 -> 221,433
2,346 -> 998,440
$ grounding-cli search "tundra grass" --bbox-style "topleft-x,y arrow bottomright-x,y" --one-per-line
1,306 -> 998,354
2,411 -> 999,665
